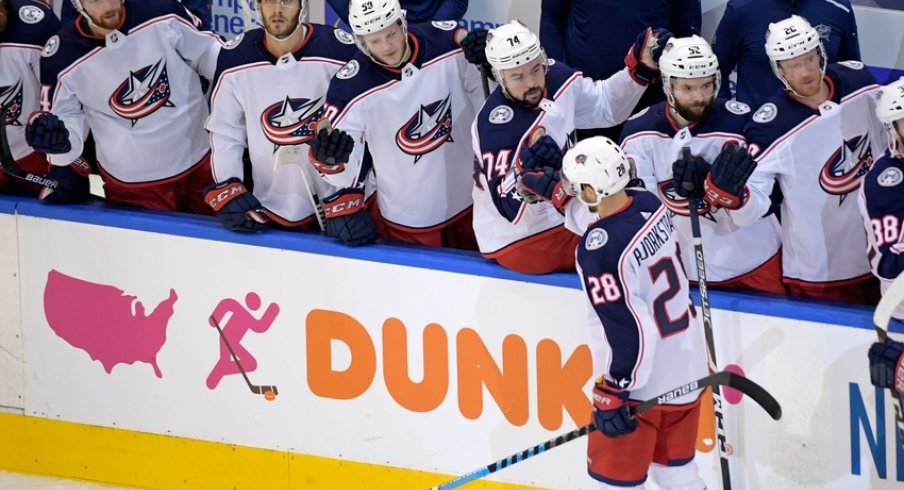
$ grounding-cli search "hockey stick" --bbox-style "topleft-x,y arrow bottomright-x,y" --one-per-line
873,271 -> 904,442
687,190 -> 732,490
0,110 -> 57,190
479,66 -> 490,99
429,370 -> 781,490
273,143 -> 326,230
209,315 -> 278,398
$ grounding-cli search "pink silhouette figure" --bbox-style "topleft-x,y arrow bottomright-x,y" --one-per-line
206,292 -> 279,389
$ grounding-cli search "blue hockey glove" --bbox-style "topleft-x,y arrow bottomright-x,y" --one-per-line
869,339 -> 904,394
625,27 -> 671,85
704,143 -> 755,209
309,126 -> 353,175
592,379 -> 637,438
517,167 -> 569,209
39,157 -> 91,204
323,188 -> 378,246
25,111 -> 72,154
672,147 -> 711,199
203,177 -> 269,232
460,28 -> 489,66
519,135 -> 564,172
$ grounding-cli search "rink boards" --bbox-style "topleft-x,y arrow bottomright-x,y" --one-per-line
0,196 -> 902,489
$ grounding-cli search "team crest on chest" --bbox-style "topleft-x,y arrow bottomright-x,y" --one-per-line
395,94 -> 454,162
656,180 -> 716,220
108,59 -> 174,126
819,134 -> 873,200
0,81 -> 24,126
260,96 -> 325,147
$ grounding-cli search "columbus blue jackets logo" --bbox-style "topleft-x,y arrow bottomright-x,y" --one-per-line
657,180 -> 715,220
108,59 -> 174,126
0,81 -> 24,126
395,94 -> 454,162
819,134 -> 873,199
260,96 -> 325,147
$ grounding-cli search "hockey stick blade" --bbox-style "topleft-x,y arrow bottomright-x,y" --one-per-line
428,370 -> 780,490
0,114 -> 57,190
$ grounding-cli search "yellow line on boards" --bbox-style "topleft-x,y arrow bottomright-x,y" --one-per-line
0,413 -> 545,489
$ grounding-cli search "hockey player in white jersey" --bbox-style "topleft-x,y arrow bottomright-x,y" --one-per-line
205,0 -> 357,232
468,20 -> 670,274
727,15 -> 886,303
26,0 -> 221,211
566,137 -> 707,489
306,0 -> 484,248
0,0 -> 58,195
621,35 -> 785,294
859,77 -> 904,321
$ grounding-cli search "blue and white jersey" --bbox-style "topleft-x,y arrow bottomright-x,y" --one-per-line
319,21 -> 484,230
0,0 -> 58,161
39,0 -> 221,182
471,60 -> 645,254
620,98 -> 781,283
732,62 -> 886,285
858,151 -> 904,320
576,189 -> 707,404
207,25 -> 356,225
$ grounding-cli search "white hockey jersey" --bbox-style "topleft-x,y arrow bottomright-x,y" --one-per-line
733,62 -> 886,285
39,0 -> 221,183
320,21 -> 484,230
207,25 -> 357,225
471,60 -> 645,255
620,99 -> 782,283
0,0 -> 58,161
576,189 -> 708,405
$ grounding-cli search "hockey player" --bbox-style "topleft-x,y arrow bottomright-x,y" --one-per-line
307,0 -> 484,248
565,136 -> 707,490
620,35 -> 785,294
205,0 -> 357,232
27,0 -> 222,210
859,77 -> 904,320
728,15 -> 885,303
0,0 -> 59,195
468,20 -> 669,274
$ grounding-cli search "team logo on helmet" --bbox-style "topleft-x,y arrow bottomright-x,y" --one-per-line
395,94 -> 454,162
878,167 -> 903,187
0,81 -> 24,126
19,5 -> 45,24
819,134 -> 873,198
656,180 -> 715,218
108,59 -> 174,126
260,96 -> 325,147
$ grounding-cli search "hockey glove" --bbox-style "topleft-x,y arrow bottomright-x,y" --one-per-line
592,379 -> 637,438
39,157 -> 91,204
869,339 -> 904,394
25,111 -> 72,154
309,127 -> 354,175
519,135 -> 564,172
323,188 -> 378,246
517,167 -> 570,209
672,147 -> 711,199
625,27 -> 672,85
704,143 -> 755,209
203,177 -> 269,232
460,28 -> 489,67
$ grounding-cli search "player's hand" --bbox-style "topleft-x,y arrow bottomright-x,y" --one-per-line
460,28 -> 489,66
517,167 -> 569,210
203,177 -> 269,232
704,143 -> 755,209
519,135 -> 563,172
39,157 -> 91,204
25,111 -> 72,154
672,147 -> 711,199
869,339 -> 904,393
592,379 -> 637,438
309,126 -> 354,175
625,27 -> 671,85
323,188 -> 378,246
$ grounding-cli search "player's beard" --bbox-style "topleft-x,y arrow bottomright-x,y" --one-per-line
673,98 -> 712,124
512,86 -> 544,109
91,6 -> 124,30
265,12 -> 300,39
0,0 -> 9,33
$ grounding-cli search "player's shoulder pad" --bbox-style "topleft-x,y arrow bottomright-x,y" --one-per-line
476,93 -> 534,153
212,29 -> 265,84
621,102 -> 668,140
4,0 -> 60,47
750,101 -> 778,125
545,59 -> 580,96
723,99 -> 751,115
123,0 -> 192,29
744,95 -> 808,152
865,153 -> 904,193
409,22 -> 461,60
827,61 -> 878,95
39,23 -> 92,81
325,52 -> 386,109
303,24 -> 359,63
694,97 -> 750,135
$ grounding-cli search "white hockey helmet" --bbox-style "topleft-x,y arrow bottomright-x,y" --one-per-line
876,77 -> 904,157
257,0 -> 308,42
765,15 -> 826,92
348,0 -> 407,59
561,137 -> 631,207
485,21 -> 547,86
659,35 -> 721,106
